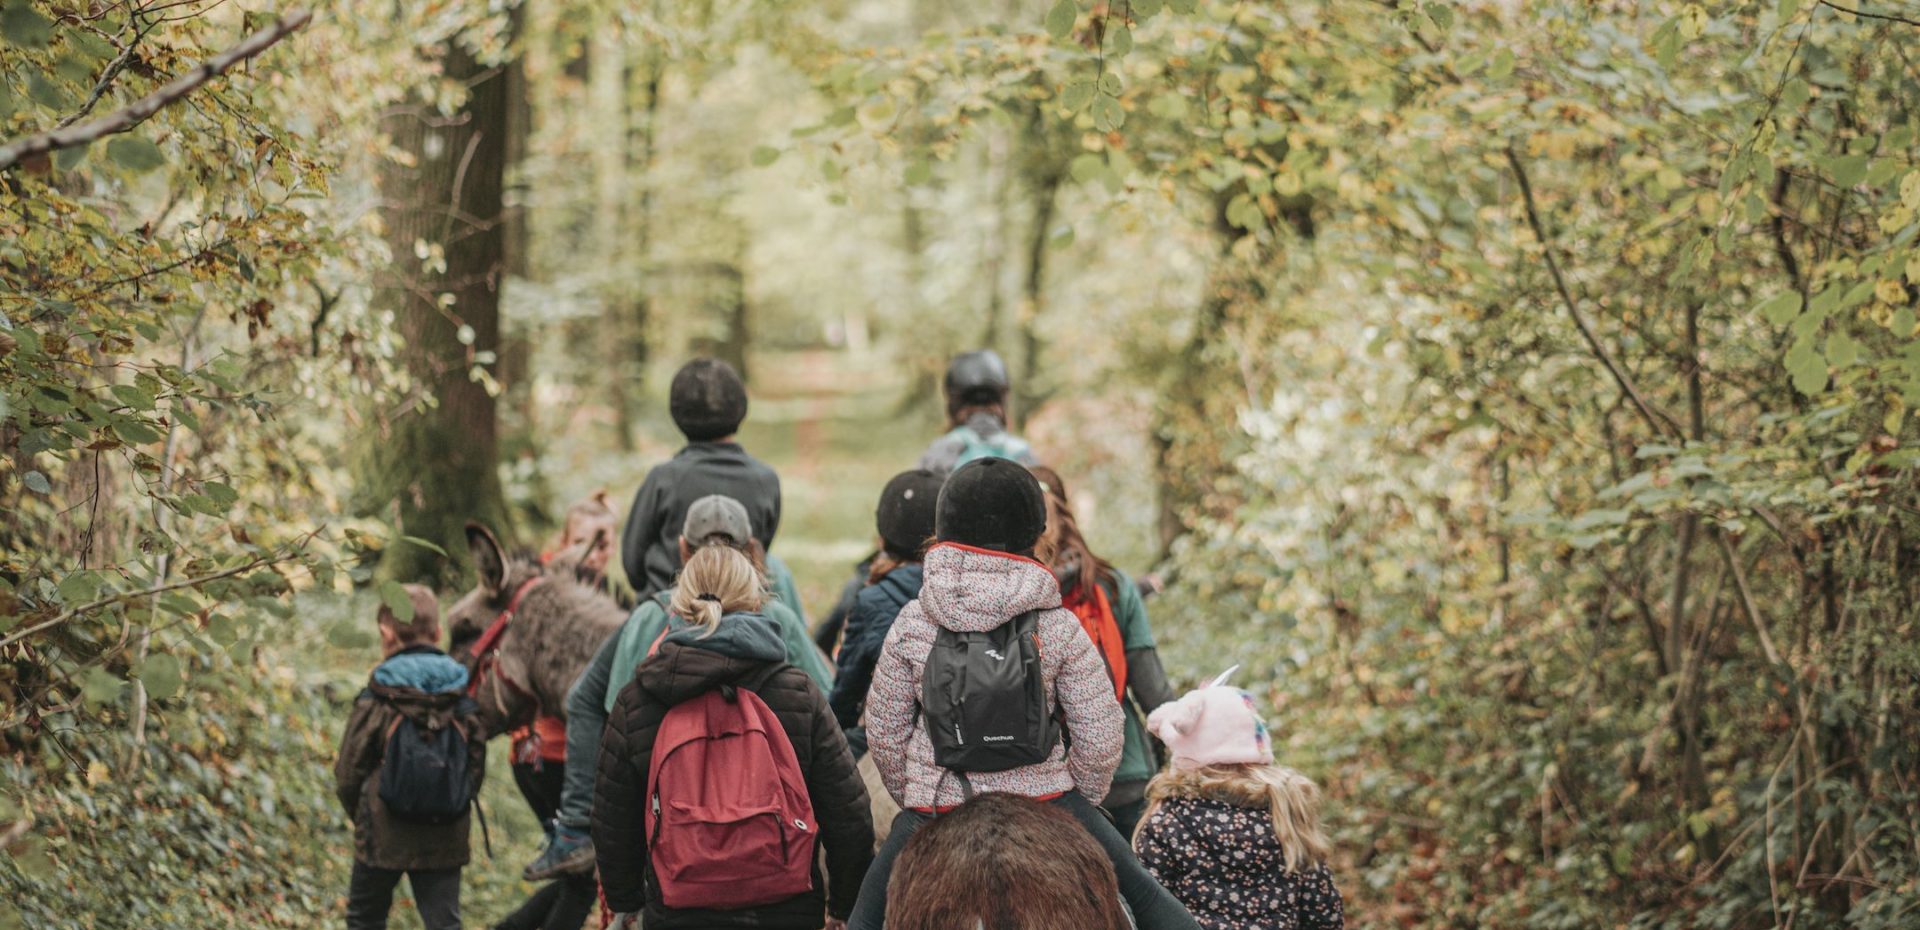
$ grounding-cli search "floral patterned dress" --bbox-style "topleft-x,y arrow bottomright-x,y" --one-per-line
1136,796 -> 1345,930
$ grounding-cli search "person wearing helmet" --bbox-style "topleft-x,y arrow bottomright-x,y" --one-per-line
919,349 -> 1038,476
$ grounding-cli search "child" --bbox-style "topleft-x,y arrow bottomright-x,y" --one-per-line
1030,465 -> 1176,837
543,490 -> 622,598
1136,672 -> 1345,930
829,468 -> 944,756
333,585 -> 485,930
620,358 -> 808,613
594,543 -> 874,930
853,457 -> 1200,930
918,350 -> 1038,475
524,495 -> 833,881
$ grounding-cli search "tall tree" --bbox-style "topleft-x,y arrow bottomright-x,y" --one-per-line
359,38 -> 514,585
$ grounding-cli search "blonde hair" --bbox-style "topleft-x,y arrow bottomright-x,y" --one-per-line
1136,763 -> 1331,872
668,544 -> 766,634
549,490 -> 616,552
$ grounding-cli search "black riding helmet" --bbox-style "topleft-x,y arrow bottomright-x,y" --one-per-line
943,349 -> 1011,418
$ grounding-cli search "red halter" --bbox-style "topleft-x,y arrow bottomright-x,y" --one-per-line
467,575 -> 545,699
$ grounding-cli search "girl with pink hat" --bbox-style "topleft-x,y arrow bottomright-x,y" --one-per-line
1136,668 -> 1347,930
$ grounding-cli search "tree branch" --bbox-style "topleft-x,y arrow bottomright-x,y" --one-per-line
0,530 -> 318,650
1506,144 -> 1683,439
0,9 -> 312,172
1818,0 -> 1920,27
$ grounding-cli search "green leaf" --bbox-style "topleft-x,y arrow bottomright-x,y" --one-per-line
28,73 -> 69,110
113,419 -> 162,444
1133,0 -> 1164,16
903,159 -> 932,186
749,145 -> 781,167
1110,24 -> 1134,57
1093,96 -> 1126,132
54,144 -> 87,171
80,667 -> 123,708
22,470 -> 50,494
1,3 -> 54,49
1824,154 -> 1868,188
378,579 -> 414,623
1487,49 -> 1515,80
204,481 -> 238,507
138,653 -> 184,701
1045,0 -> 1078,40
57,570 -> 101,605
1826,331 -> 1860,368
1049,224 -> 1076,250
1168,0 -> 1198,12
1756,292 -> 1802,326
1099,72 -> 1123,96
110,383 -> 156,411
107,137 -> 166,174
1060,82 -> 1095,114
399,534 -> 448,556
1788,345 -> 1829,396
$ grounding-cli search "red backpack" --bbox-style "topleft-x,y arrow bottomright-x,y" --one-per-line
645,679 -> 817,910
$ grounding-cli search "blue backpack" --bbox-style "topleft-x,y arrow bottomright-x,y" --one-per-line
946,425 -> 1033,469
376,696 -> 480,824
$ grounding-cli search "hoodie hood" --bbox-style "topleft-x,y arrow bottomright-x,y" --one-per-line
640,611 -> 788,704
916,543 -> 1062,633
660,609 -> 786,660
372,647 -> 470,694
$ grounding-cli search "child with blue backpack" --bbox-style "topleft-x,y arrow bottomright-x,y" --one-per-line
333,584 -> 486,930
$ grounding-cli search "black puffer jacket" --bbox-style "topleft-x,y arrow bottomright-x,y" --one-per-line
593,612 -> 873,929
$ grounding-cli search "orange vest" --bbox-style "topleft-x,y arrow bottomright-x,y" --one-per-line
1063,581 -> 1128,705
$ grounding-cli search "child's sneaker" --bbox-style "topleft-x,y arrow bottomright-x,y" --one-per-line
523,824 -> 594,880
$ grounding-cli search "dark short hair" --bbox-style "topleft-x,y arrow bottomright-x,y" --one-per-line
669,358 -> 749,441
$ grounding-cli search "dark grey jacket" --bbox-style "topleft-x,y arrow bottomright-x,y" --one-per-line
619,441 -> 781,599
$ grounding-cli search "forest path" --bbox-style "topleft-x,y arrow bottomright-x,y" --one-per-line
731,347 -> 934,611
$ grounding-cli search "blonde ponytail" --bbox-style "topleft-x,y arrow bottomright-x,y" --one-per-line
668,544 -> 766,635
1136,763 -> 1331,872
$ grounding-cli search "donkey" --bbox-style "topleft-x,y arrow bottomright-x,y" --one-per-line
887,793 -> 1131,930
445,522 -> 628,738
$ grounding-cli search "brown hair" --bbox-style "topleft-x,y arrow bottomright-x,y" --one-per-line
1135,763 -> 1332,872
668,544 -> 767,635
377,583 -> 442,647
888,793 -> 1129,930
1028,465 -> 1116,597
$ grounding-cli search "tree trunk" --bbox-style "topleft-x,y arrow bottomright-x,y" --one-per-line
1013,164 -> 1061,430
360,39 -> 512,586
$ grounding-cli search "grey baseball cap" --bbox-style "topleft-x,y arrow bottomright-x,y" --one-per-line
681,494 -> 753,547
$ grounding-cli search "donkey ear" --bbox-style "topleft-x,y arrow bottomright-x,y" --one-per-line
466,522 -> 507,596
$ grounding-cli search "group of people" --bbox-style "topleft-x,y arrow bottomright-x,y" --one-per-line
333,351 -> 1346,930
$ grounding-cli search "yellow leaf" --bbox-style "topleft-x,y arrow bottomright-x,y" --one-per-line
86,760 -> 108,786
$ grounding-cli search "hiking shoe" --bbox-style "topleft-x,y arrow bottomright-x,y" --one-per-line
523,825 -> 594,880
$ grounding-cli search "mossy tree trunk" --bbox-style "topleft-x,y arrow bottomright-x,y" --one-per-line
360,39 -> 513,586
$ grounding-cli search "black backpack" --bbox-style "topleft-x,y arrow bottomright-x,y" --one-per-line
920,610 -> 1059,774
376,696 -> 480,824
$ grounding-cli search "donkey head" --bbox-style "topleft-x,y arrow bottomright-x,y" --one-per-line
446,521 -> 629,740
445,522 -> 544,736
